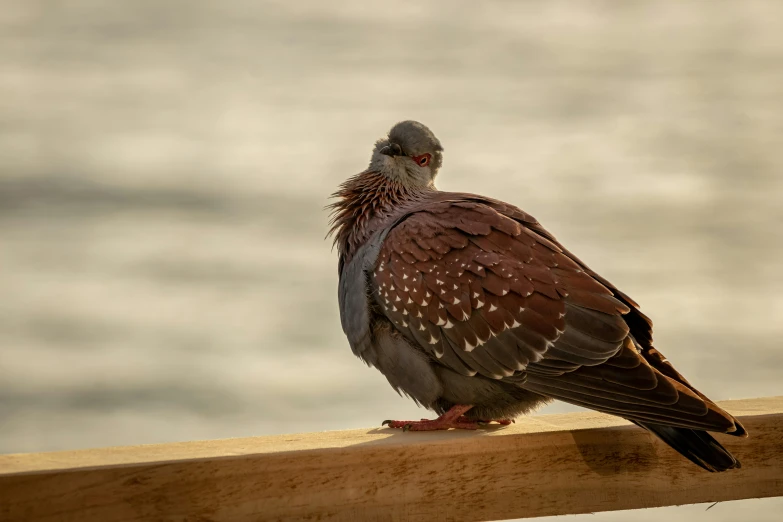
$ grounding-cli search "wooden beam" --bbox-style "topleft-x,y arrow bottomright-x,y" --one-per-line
1,397 -> 781,522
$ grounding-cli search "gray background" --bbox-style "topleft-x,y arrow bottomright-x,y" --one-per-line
1,1 -> 781,520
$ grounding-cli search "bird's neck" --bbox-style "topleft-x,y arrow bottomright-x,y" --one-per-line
329,171 -> 431,263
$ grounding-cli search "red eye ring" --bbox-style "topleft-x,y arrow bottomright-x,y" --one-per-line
413,153 -> 431,167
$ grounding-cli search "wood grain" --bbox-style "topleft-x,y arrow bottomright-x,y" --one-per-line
1,397 -> 781,522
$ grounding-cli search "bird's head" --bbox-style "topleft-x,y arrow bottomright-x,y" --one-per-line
369,120 -> 443,189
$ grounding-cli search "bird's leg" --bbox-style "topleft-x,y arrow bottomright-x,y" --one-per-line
382,404 -> 479,431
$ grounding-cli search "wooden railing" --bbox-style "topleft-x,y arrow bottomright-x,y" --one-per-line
1,396 -> 781,522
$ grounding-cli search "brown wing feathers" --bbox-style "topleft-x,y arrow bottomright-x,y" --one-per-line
373,198 -> 743,436
373,200 -> 624,379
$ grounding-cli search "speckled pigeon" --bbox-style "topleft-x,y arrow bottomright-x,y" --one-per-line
329,120 -> 746,472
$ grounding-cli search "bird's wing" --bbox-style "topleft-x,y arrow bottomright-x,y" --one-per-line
373,197 -> 743,434
373,198 -> 630,379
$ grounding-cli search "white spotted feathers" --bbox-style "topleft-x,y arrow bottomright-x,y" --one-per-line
370,199 -> 630,380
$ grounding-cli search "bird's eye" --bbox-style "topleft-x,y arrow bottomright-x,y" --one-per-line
413,153 -> 431,167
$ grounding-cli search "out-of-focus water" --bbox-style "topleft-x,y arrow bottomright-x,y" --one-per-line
1,1 -> 781,520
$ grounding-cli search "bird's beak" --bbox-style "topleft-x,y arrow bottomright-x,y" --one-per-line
379,142 -> 403,157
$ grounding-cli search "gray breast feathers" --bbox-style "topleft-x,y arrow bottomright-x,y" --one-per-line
338,228 -> 390,357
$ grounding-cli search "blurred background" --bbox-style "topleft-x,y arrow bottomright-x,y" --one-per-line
1,1 -> 781,520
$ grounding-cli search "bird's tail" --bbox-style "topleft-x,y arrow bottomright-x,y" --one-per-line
635,421 -> 742,472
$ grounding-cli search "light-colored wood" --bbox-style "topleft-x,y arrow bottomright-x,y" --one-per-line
0,396 -> 781,522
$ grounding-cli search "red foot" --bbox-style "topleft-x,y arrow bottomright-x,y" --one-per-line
381,405 -> 514,431
382,418 -> 481,431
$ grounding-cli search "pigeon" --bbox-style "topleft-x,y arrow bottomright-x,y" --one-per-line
329,120 -> 746,472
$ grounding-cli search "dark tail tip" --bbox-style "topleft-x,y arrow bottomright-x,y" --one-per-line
638,422 -> 741,472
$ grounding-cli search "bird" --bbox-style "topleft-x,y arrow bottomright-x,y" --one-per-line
328,120 -> 746,472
